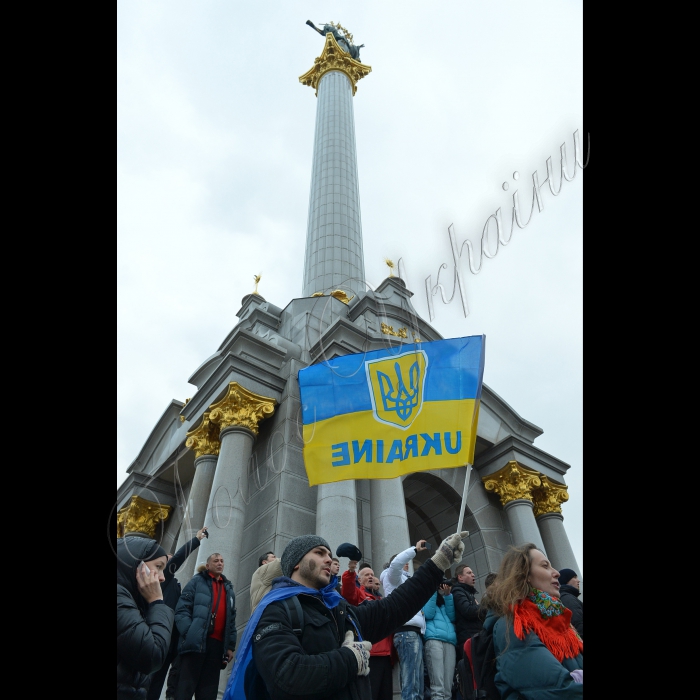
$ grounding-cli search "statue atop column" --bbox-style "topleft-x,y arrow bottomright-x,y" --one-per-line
306,20 -> 365,61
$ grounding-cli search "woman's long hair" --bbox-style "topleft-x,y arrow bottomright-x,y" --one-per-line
483,542 -> 540,622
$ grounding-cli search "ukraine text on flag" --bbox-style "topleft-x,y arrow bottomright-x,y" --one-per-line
297,335 -> 485,486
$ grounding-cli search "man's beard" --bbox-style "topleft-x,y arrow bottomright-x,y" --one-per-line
298,558 -> 329,588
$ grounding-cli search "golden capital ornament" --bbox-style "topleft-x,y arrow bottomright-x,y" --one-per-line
117,494 -> 172,539
208,382 -> 277,436
185,411 -> 221,459
482,461 -> 542,506
299,32 -> 371,96
532,475 -> 570,517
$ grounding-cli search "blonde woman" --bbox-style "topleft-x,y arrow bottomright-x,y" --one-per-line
482,543 -> 583,699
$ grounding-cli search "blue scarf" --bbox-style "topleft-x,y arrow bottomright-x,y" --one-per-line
223,575 -> 344,700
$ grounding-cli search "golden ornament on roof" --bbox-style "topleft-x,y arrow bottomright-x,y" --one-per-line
330,289 -> 355,304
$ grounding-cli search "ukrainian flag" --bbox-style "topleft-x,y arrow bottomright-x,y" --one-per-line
298,335 -> 485,486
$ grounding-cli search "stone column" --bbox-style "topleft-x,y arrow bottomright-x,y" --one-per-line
483,461 -> 545,552
316,480 -> 358,561
174,411 -> 221,586
370,477 -> 411,576
195,382 -> 276,591
502,500 -> 545,551
299,32 -> 372,298
533,476 -> 581,574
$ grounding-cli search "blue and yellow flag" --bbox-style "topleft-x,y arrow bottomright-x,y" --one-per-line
298,335 -> 485,486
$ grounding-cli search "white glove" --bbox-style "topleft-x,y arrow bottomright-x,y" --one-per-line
570,669 -> 583,684
342,630 -> 372,676
430,531 -> 469,571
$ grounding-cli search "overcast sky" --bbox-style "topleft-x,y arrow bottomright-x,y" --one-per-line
117,1 -> 583,575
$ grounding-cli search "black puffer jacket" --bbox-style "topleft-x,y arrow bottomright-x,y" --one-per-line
451,581 -> 483,649
559,583 -> 583,639
117,537 -> 175,700
175,569 -> 237,654
249,558 -> 444,700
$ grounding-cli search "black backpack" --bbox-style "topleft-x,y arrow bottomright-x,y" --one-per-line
456,628 -> 501,700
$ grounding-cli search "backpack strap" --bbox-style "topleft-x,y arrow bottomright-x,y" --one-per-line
283,596 -> 304,638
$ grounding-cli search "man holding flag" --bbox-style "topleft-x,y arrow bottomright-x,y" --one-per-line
223,335 -> 484,698
224,530 -> 469,700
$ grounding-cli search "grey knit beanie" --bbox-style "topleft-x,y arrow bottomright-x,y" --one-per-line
281,535 -> 331,578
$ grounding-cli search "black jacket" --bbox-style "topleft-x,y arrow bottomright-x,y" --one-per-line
250,558 -> 444,700
451,581 -> 483,648
175,570 -> 237,654
559,583 -> 583,639
117,538 -> 175,700
161,536 -> 201,611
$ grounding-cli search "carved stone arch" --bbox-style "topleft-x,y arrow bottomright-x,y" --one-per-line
401,467 -> 512,590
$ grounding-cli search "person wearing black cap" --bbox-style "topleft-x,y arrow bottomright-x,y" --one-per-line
557,568 -> 583,639
117,536 -> 174,700
224,530 -> 469,700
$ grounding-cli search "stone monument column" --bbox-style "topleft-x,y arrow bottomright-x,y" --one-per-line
300,29 -> 372,564
483,461 -> 546,552
195,382 -> 277,590
299,31 -> 371,299
370,478 -> 411,575
174,412 -> 221,586
533,476 -> 581,574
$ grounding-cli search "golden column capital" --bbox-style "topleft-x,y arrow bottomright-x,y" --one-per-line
532,475 -> 570,517
208,382 -> 277,436
185,411 -> 221,459
299,32 -> 372,96
482,460 -> 542,506
117,494 -> 172,539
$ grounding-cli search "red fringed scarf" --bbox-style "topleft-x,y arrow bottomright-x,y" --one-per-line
513,599 -> 583,661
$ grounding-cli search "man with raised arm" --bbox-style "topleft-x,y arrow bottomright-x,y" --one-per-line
379,539 -> 431,700
224,531 -> 469,700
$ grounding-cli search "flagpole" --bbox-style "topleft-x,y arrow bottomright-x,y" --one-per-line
457,463 -> 473,533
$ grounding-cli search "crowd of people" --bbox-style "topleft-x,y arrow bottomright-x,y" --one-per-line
116,526 -> 583,700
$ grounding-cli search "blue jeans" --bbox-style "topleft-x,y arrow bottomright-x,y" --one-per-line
393,631 -> 424,700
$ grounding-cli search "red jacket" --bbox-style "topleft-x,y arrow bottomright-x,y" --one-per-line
341,569 -> 393,658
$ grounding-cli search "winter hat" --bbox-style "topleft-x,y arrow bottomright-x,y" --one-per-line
558,568 -> 577,585
118,536 -> 168,566
281,535 -> 331,578
116,537 -> 169,603
336,542 -> 363,561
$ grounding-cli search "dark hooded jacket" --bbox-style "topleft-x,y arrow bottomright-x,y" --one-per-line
248,558 -> 444,700
558,584 -> 583,639
483,609 -> 583,699
451,581 -> 483,649
117,537 -> 175,700
175,568 -> 237,654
